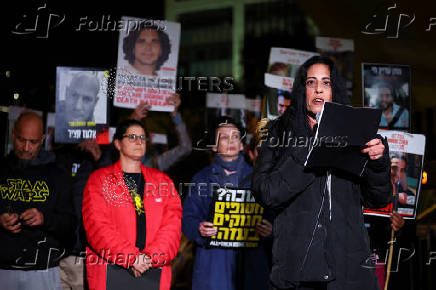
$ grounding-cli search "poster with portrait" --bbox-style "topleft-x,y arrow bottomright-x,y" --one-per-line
6,106 -> 42,155
55,67 -> 108,144
264,47 -> 318,92
316,37 -> 354,98
362,63 -> 411,131
364,130 -> 425,219
114,16 -> 180,111
207,187 -> 264,248
265,88 -> 292,120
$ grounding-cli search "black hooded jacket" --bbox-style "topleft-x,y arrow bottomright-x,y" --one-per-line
0,151 -> 75,270
252,59 -> 392,289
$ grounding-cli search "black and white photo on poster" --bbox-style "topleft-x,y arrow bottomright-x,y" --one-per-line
114,16 -> 180,111
55,67 -> 108,143
362,63 -> 411,131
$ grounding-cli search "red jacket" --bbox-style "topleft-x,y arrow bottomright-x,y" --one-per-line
82,161 -> 182,290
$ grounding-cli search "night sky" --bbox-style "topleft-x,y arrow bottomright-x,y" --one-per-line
1,0 -> 164,111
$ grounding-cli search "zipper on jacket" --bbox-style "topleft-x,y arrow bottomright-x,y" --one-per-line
326,171 -> 332,221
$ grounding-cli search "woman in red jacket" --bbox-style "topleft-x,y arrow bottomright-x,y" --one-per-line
82,119 -> 182,290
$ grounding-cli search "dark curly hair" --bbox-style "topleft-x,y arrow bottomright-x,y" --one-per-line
122,23 -> 171,70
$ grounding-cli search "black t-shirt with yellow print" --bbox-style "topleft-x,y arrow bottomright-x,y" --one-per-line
123,172 -> 146,251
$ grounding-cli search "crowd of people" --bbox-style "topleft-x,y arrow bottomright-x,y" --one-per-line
0,56 -> 409,290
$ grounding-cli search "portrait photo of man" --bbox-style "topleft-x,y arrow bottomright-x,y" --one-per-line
277,90 -> 291,116
390,154 -> 416,208
114,17 -> 181,111
362,63 -> 411,131
65,72 -> 100,122
55,67 -> 108,143
122,23 -> 171,76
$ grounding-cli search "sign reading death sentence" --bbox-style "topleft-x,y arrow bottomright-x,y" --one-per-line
207,187 -> 264,248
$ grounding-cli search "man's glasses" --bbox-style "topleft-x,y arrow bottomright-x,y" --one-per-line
305,79 -> 332,89
122,134 -> 146,144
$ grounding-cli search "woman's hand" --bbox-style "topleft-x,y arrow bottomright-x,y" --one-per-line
255,219 -> 273,237
132,253 -> 152,275
199,221 -> 217,237
361,138 -> 385,160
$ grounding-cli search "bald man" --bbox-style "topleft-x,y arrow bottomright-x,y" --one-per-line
65,73 -> 100,122
12,112 -> 46,161
0,112 -> 75,290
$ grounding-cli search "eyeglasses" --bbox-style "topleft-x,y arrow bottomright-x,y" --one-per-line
305,79 -> 332,89
122,134 -> 146,144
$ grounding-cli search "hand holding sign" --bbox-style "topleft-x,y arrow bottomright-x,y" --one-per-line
390,211 -> 405,232
131,103 -> 151,121
255,219 -> 272,237
168,93 -> 181,117
199,221 -> 217,237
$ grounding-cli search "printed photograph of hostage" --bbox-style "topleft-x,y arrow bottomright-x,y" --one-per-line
122,22 -> 171,76
364,130 -> 425,219
55,67 -> 108,143
114,16 -> 180,111
391,154 -> 415,208
362,63 -> 411,131
266,89 -> 291,118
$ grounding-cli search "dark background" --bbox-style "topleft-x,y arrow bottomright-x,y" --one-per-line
1,1 -> 436,289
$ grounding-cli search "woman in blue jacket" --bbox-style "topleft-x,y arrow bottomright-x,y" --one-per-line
182,116 -> 272,290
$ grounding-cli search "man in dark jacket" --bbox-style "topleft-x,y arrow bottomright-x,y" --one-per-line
0,112 -> 75,290
252,56 -> 392,290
